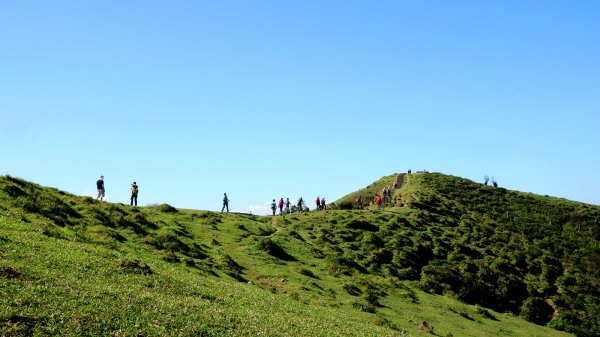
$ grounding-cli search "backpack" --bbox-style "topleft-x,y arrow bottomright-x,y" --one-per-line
131,184 -> 138,194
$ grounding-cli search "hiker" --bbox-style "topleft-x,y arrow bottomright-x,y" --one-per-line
321,197 -> 326,210
375,195 -> 382,209
316,196 -> 321,210
393,180 -> 398,189
355,196 -> 361,209
382,187 -> 387,203
222,193 -> 229,213
278,198 -> 284,215
285,198 -> 291,214
96,175 -> 105,201
271,199 -> 277,216
408,169 -> 411,174
297,197 -> 304,212
130,181 -> 138,206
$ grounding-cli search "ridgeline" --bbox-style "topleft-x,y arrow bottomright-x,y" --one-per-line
0,173 -> 598,336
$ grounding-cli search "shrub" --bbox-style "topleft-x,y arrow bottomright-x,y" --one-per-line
161,251 -> 180,263
296,267 -> 319,279
326,255 -> 359,276
520,297 -> 554,325
158,204 -> 178,213
345,219 -> 378,231
256,238 -> 295,261
352,300 -> 376,313
218,254 -> 246,282
42,225 -> 68,240
288,230 -> 304,241
373,315 -> 398,330
0,266 -> 25,279
119,258 -> 153,275
476,306 -> 498,321
342,282 -> 362,296
335,200 -> 354,210
419,265 -> 459,294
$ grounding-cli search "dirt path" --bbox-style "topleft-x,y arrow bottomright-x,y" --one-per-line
270,217 -> 283,235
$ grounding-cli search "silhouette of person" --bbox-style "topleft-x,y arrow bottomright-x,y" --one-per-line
130,181 -> 138,206
96,176 -> 105,201
222,193 -> 230,212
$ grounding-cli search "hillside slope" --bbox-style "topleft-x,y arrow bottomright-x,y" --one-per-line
0,174 -> 593,336
336,172 -> 599,336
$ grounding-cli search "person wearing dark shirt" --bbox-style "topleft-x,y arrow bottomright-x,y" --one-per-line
130,182 -> 139,206
222,193 -> 230,213
96,176 -> 105,201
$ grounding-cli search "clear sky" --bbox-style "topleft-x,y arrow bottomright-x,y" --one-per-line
1,1 -> 599,214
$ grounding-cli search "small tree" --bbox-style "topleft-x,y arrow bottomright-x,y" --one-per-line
491,177 -> 497,188
483,175 -> 490,185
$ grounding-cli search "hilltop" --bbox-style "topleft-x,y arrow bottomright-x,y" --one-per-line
0,173 -> 597,336
335,172 -> 599,336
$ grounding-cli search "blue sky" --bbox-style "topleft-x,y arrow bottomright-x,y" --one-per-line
1,1 -> 599,214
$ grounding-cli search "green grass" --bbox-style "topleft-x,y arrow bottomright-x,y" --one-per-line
1,174 -> 594,336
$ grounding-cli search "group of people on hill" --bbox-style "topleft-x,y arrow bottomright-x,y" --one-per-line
315,196 -> 327,210
270,198 -> 292,215
266,197 -> 324,216
222,195 -> 315,216
96,176 -> 139,206
97,170 -> 420,213
354,174 -> 407,210
375,185 -> 396,209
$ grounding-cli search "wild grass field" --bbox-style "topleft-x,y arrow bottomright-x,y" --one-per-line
1,173 -> 597,336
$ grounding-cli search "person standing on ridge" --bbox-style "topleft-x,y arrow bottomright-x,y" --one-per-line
375,195 -> 382,209
271,199 -> 277,216
316,196 -> 321,210
285,198 -> 291,214
278,198 -> 284,215
297,197 -> 304,212
382,187 -> 387,203
222,193 -> 230,213
355,196 -> 362,209
96,175 -> 105,201
321,197 -> 326,210
130,181 -> 139,206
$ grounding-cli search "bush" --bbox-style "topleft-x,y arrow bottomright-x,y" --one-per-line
352,300 -> 376,313
342,282 -> 362,296
0,266 -> 25,279
335,200 -> 354,210
256,238 -> 295,261
160,251 -> 180,263
119,258 -> 153,275
345,219 -> 378,231
158,204 -> 178,213
218,254 -> 246,282
520,297 -> 554,325
296,267 -> 319,279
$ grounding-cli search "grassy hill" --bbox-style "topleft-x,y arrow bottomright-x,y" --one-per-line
0,173 -> 597,336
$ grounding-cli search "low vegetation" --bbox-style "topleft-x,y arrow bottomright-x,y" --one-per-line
1,173 -> 597,336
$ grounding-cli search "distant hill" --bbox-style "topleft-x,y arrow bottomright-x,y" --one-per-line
1,173 -> 597,336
